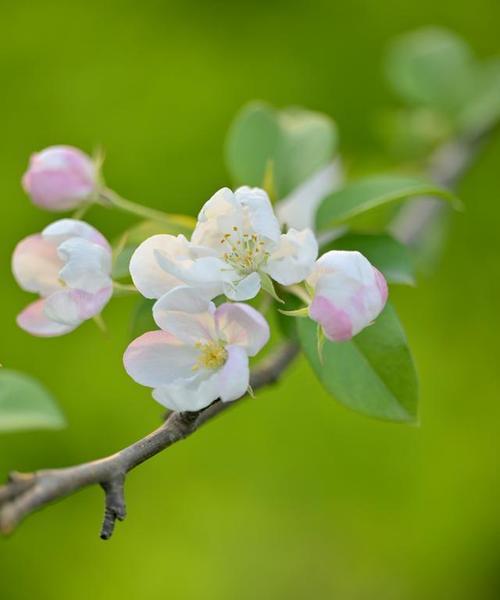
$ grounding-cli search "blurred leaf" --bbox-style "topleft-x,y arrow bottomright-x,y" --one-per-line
385,27 -> 475,113
225,102 -> 337,198
316,175 -> 458,230
297,304 -> 418,422
329,233 -> 416,285
459,59 -> 500,133
130,297 -> 156,340
0,369 -> 65,433
113,219 -> 193,279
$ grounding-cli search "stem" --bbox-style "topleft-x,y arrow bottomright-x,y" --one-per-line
98,187 -> 196,232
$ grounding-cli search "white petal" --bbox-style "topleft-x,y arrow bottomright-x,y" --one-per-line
123,330 -> 198,388
191,188 -> 243,249
153,286 -> 217,344
42,219 -> 110,250
17,299 -> 77,337
222,271 -> 261,301
275,161 -> 343,230
217,345 -> 249,402
152,371 -> 221,412
235,186 -> 281,243
44,287 -> 112,326
57,237 -> 111,293
215,303 -> 270,356
12,234 -> 63,296
265,228 -> 318,285
154,251 -> 229,286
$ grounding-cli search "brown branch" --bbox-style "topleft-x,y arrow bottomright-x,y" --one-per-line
0,342 -> 299,539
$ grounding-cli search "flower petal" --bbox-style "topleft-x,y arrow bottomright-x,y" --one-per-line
217,345 -> 249,402
191,188 -> 243,248
265,228 -> 318,285
215,303 -> 270,356
44,286 -> 112,326
153,286 -> 217,344
235,186 -> 281,243
57,237 -> 112,293
17,299 -> 77,337
12,234 -> 63,296
307,251 -> 388,340
123,330 -> 198,388
222,271 -> 261,301
42,219 -> 110,250
275,161 -> 343,230
152,371 -> 221,412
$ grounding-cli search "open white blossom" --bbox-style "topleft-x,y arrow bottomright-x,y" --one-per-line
12,219 -> 112,336
123,286 -> 270,411
130,186 -> 318,302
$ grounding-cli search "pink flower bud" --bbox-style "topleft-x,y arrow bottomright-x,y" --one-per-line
307,251 -> 388,341
22,146 -> 97,211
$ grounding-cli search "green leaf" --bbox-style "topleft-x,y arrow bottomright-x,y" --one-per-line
459,59 -> 500,133
385,27 -> 475,113
259,272 -> 284,304
0,370 -> 65,433
329,233 -> 416,285
297,304 -> 419,423
316,175 -> 458,230
130,297 -> 156,340
225,102 -> 338,198
113,219 -> 194,280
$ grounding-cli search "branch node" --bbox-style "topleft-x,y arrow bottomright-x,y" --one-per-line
100,475 -> 126,540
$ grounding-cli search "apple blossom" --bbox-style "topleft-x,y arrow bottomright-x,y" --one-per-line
22,146 -> 97,211
123,286 -> 270,412
130,186 -> 318,302
306,250 -> 388,341
12,219 -> 112,336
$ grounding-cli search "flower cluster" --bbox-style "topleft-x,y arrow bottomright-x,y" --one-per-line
13,145 -> 388,412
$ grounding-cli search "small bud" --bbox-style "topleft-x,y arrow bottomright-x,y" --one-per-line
306,251 -> 388,342
22,146 -> 97,211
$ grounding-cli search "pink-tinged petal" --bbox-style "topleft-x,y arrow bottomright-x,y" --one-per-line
375,268 -> 388,304
17,299 -> 77,337
265,228 -> 318,285
153,287 -> 217,344
123,330 -> 198,388
22,146 -> 96,211
309,295 -> 353,341
44,286 -> 112,326
216,345 -> 249,403
57,237 -> 112,293
42,219 -> 110,251
215,303 -> 270,356
307,250 -> 388,339
11,234 -> 63,296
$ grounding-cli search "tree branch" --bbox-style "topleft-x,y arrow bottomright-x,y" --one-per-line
0,342 -> 299,538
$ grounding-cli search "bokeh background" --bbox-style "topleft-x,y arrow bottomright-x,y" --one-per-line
1,1 -> 499,598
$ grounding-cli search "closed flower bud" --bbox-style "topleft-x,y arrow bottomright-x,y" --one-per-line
22,146 -> 97,211
307,250 -> 388,341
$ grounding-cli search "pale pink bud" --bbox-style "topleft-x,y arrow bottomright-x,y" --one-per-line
22,146 -> 97,211
306,251 -> 388,341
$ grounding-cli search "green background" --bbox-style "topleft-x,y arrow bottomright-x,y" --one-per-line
1,1 -> 499,598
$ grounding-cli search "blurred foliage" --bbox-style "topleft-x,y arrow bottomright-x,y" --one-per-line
0,2 -> 499,599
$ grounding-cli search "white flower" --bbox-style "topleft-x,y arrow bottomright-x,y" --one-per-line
12,219 -> 112,336
306,250 -> 388,341
123,286 -> 270,411
130,186 -> 318,302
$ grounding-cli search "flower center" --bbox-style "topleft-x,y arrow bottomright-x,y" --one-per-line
220,226 -> 269,275
193,340 -> 228,371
